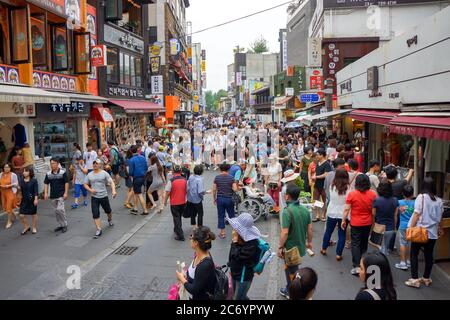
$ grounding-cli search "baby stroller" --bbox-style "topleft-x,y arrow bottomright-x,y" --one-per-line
237,178 -> 276,222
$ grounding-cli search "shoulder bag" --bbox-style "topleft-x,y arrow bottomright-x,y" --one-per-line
369,223 -> 386,249
283,207 -> 302,267
406,194 -> 429,243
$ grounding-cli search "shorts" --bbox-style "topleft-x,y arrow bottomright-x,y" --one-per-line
91,196 -> 112,219
313,186 -> 326,201
132,176 -> 145,194
74,184 -> 87,198
398,229 -> 410,247
125,176 -> 133,189
111,164 -> 120,175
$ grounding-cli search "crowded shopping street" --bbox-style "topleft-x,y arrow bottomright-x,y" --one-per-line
0,0 -> 450,306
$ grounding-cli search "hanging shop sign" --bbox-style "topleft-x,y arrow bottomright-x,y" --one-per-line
326,43 -> 340,78
91,45 -> 107,67
151,75 -> 163,94
287,66 -> 294,77
148,94 -> 164,106
27,0 -> 65,17
150,42 -> 163,56
150,56 -> 161,74
32,70 -> 76,92
107,84 -> 144,98
104,24 -> 144,54
36,102 -> 90,117
170,38 -> 180,56
308,38 -> 322,67
0,65 -> 20,84
307,68 -> 324,91
0,102 -> 35,117
11,7 -> 30,64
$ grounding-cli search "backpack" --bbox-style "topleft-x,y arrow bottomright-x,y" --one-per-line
208,264 -> 229,300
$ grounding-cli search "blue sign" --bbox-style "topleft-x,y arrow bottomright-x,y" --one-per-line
300,93 -> 320,103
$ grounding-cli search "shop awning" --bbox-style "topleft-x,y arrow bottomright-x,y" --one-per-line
66,93 -> 108,104
301,101 -> 325,111
274,96 -> 293,107
300,109 -> 352,125
109,99 -> 165,113
0,84 -> 70,104
350,109 -> 400,126
91,107 -> 114,123
389,115 -> 450,142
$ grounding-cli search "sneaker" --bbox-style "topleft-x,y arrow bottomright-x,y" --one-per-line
405,278 -> 421,288
54,226 -> 63,232
350,267 -> 361,276
94,229 -> 102,239
395,262 -> 408,270
61,226 -> 68,233
83,201 -> 88,207
130,209 -> 138,215
407,260 -> 411,268
279,288 -> 290,299
108,220 -> 114,227
71,203 -> 79,209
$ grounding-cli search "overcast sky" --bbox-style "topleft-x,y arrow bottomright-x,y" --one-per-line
187,0 -> 290,92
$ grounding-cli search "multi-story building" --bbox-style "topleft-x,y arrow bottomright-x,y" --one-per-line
148,0 -> 192,125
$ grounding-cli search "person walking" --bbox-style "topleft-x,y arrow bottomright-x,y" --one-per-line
175,226 -> 217,300
84,159 -> 117,239
405,177 -> 444,288
266,154 -> 282,207
372,179 -> 399,255
123,148 -> 135,209
212,163 -> 238,239
44,158 -> 69,233
395,185 -> 415,270
128,145 -> 149,215
83,143 -> 97,173
108,140 -> 122,188
11,147 -> 25,177
348,159 -> 362,191
18,167 -> 39,235
366,160 -> 381,193
72,143 -> 83,166
278,184 -> 313,299
187,165 -> 209,229
341,175 -> 377,276
147,154 -> 166,213
279,170 -> 300,218
321,169 -> 350,261
0,163 -> 19,229
355,252 -> 397,300
311,148 -> 331,222
227,213 -> 263,300
71,156 -> 88,209
164,165 -> 188,241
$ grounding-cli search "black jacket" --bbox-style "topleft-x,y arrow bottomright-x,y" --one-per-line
184,257 -> 216,300
228,239 -> 259,282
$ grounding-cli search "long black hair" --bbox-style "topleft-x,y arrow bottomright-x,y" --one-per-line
360,252 -> 397,300
421,177 -> 437,201
289,267 -> 318,300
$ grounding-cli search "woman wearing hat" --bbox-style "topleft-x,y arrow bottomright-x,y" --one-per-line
227,213 -> 263,300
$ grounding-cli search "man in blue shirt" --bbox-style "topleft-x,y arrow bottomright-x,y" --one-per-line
128,145 -> 149,215
229,161 -> 243,182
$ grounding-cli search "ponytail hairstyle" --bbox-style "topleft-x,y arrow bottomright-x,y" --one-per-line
289,267 -> 318,300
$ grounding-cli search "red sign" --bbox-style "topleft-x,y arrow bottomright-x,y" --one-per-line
287,66 -> 294,77
310,75 -> 324,90
91,45 -> 106,67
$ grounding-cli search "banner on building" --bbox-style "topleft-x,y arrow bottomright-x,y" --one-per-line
306,67 -> 324,91
308,38 -> 322,67
151,75 -> 163,94
236,72 -> 242,86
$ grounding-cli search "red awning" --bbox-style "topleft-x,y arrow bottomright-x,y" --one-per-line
109,99 -> 165,113
91,107 -> 114,122
350,110 -> 400,126
390,116 -> 450,142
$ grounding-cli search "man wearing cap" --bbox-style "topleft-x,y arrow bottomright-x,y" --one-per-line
227,212 -> 263,300
84,159 -> 117,239
278,184 -> 313,299
164,165 -> 187,241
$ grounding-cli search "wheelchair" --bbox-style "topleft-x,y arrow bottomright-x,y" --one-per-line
236,185 -> 276,222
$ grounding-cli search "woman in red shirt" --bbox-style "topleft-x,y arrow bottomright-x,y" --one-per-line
342,174 -> 377,276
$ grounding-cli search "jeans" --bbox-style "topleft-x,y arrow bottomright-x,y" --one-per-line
217,196 -> 235,229
410,239 -> 437,279
170,204 -> 185,239
232,280 -> 252,300
284,264 -> 300,291
388,218 -> 400,251
351,225 -> 372,268
322,217 -> 348,256
381,230 -> 396,255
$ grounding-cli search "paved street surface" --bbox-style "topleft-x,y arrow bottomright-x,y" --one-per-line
1,171 -> 449,300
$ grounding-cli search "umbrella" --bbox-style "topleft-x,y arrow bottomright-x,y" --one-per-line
285,121 -> 301,129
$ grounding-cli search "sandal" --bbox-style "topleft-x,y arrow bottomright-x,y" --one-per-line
405,278 -> 421,288
312,218 -> 319,222
420,278 -> 432,287
219,233 -> 226,239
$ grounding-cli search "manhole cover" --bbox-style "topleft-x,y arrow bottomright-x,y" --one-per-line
114,246 -> 139,256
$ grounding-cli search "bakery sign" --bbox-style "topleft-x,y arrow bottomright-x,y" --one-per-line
0,102 -> 35,117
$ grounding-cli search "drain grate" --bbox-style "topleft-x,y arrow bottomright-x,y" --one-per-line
114,246 -> 139,256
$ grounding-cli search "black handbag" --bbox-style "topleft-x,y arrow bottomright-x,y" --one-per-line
182,203 -> 191,218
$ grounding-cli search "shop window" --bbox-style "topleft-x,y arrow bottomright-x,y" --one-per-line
107,47 -> 119,83
130,55 -> 135,86
135,57 -> 142,87
0,4 -> 10,65
119,52 -> 124,83
344,57 -> 360,68
51,25 -> 69,71
31,14 -> 47,67
108,0 -> 142,36
74,32 -> 91,74
123,53 -> 130,85
10,6 -> 30,64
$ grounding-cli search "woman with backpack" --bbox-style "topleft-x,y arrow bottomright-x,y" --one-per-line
176,226 -> 217,300
227,212 -> 264,300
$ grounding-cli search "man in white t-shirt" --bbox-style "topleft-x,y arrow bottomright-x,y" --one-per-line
83,143 -> 98,172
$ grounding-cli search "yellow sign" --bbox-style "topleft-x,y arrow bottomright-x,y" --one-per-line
193,103 -> 199,113
150,45 -> 161,56
201,60 -> 206,72
187,47 -> 192,58
194,95 -> 199,101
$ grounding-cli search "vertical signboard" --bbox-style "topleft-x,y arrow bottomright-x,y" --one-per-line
151,75 -> 163,94
282,31 -> 288,71
308,38 -> 322,67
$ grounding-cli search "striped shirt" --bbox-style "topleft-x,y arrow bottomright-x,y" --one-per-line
214,173 -> 235,198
